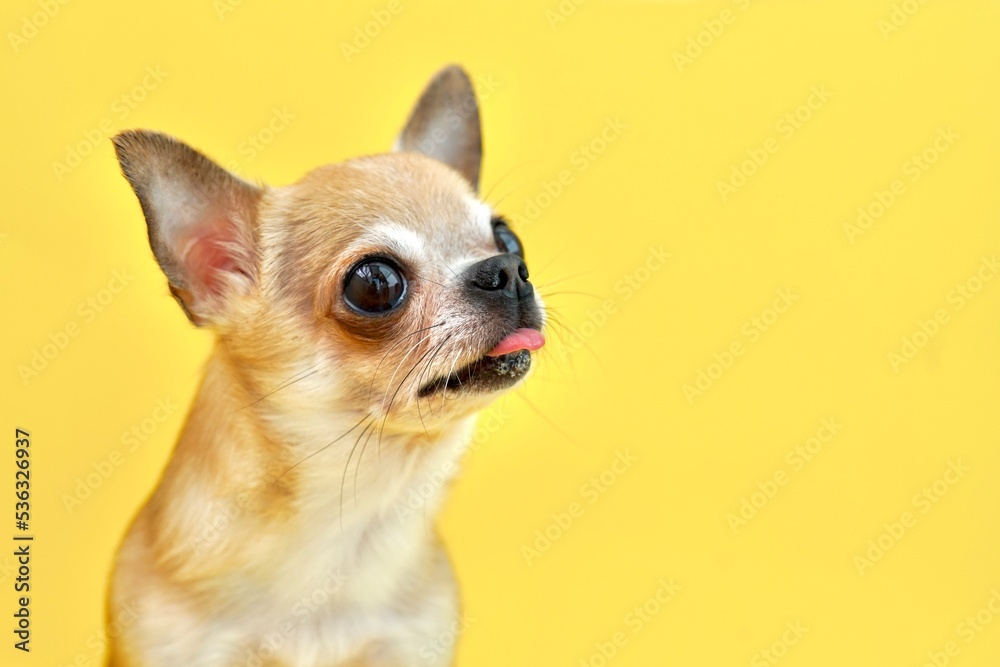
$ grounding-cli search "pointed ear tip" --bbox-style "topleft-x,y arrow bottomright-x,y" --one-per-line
439,63 -> 469,75
112,128 -> 147,142
433,64 -> 474,86
111,131 -> 138,169
111,129 -> 157,160
115,128 -> 184,147
111,130 -> 132,151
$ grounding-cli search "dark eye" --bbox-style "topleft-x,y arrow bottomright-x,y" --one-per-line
492,218 -> 524,258
343,259 -> 406,314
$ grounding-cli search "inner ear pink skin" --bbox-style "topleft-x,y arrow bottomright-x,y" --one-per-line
179,222 -> 251,296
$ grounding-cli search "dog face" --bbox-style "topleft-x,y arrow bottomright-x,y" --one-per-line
113,66 -> 545,440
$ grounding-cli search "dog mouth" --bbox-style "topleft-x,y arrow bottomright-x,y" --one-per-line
417,328 -> 544,397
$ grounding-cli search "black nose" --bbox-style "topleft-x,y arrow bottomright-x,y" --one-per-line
467,254 -> 533,301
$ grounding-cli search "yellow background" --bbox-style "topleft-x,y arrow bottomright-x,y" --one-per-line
2,0 -> 999,665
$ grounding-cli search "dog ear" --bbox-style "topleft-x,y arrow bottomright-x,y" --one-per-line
112,130 -> 263,326
395,65 -> 482,192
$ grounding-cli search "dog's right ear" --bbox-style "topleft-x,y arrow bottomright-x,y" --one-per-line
112,130 -> 263,326
395,65 -> 483,192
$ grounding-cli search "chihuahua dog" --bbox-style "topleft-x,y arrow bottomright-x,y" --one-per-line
107,65 -> 544,667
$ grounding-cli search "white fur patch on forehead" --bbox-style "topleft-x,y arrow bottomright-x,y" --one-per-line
346,219 -> 428,264
443,197 -> 498,271
470,198 -> 494,231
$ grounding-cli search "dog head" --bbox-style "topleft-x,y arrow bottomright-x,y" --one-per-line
113,66 -> 545,440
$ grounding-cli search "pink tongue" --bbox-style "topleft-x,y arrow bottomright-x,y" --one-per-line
487,328 -> 545,357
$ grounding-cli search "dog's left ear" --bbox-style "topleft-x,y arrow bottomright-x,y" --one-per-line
395,65 -> 482,192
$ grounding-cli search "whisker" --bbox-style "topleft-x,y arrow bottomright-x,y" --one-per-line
515,390 -> 582,449
540,309 -> 605,373
533,316 -> 575,386
407,270 -> 448,289
232,364 -> 322,413
378,330 -> 438,414
340,418 -> 376,532
368,321 -> 445,404
533,269 -> 595,290
481,161 -> 536,205
415,336 -> 451,429
537,349 -> 580,389
538,289 -> 606,301
440,341 -> 464,410
352,422 -> 378,508
272,414 -> 369,485
539,311 -> 594,387
530,248 -> 579,281
377,335 -> 452,459
487,186 -> 527,211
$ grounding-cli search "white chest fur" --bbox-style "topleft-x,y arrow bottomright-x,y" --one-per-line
110,413 -> 475,667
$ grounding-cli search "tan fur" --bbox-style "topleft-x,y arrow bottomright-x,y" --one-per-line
107,67 -> 543,667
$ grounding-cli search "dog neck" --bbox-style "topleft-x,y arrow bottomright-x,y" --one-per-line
142,346 -> 475,581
